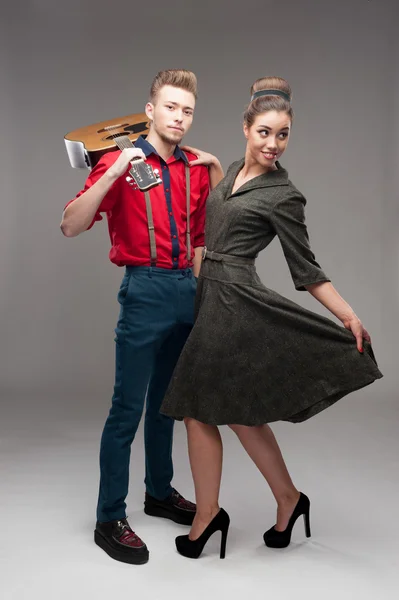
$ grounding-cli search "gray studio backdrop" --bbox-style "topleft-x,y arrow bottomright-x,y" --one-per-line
1,0 -> 397,407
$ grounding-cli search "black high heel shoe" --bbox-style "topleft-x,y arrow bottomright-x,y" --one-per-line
175,508 -> 230,559
263,492 -> 311,548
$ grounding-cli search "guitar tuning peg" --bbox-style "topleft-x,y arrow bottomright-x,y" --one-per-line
126,176 -> 132,182
153,169 -> 160,175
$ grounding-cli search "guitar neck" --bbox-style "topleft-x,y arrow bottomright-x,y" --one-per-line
113,135 -> 142,180
113,135 -> 136,152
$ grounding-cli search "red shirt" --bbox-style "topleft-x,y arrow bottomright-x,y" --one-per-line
66,136 -> 210,269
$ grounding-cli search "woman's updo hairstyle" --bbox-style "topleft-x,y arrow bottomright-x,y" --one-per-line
243,76 -> 293,127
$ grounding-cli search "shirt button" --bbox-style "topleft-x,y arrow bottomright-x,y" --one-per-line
173,235 -> 177,239
165,188 -> 170,192
169,212 -> 173,216
173,257 -> 177,261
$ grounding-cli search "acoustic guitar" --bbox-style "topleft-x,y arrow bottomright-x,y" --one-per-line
64,112 -> 162,192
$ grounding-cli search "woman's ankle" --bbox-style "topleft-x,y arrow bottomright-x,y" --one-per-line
276,489 -> 300,507
195,505 -> 220,521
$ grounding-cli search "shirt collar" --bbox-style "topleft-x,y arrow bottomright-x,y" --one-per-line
226,158 -> 289,196
134,135 -> 189,164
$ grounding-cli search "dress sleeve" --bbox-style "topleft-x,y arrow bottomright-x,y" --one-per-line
63,154 -> 119,230
269,193 -> 330,291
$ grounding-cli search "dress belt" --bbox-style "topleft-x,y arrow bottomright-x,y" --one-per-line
202,246 -> 255,265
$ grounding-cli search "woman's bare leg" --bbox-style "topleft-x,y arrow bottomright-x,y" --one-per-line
184,417 -> 223,539
229,423 -> 300,531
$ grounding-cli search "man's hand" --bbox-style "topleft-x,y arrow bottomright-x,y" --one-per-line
107,148 -> 146,180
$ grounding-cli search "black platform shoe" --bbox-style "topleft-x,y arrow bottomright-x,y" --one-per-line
144,488 -> 196,526
175,508 -> 230,559
263,492 -> 311,549
94,518 -> 149,564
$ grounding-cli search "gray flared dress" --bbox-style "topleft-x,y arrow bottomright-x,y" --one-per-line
160,159 -> 383,426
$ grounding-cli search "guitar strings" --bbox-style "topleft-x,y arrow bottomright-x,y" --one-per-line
103,116 -> 158,189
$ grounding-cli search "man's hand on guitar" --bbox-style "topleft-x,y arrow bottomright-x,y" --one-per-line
107,148 -> 146,180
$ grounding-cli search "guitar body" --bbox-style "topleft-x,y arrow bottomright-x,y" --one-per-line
64,112 -> 150,169
64,112 -> 162,191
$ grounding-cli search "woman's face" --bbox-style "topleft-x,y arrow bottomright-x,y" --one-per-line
244,110 -> 291,169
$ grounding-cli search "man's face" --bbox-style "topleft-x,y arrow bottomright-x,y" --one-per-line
146,85 -> 195,145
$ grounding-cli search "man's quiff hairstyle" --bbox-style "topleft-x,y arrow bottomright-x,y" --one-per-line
149,69 -> 198,102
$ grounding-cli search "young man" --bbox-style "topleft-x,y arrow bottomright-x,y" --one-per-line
61,69 -> 223,564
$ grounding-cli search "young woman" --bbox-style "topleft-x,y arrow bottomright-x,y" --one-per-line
161,77 -> 383,559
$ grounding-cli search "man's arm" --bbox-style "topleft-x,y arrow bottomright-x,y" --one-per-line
61,171 -> 118,237
60,147 -> 145,237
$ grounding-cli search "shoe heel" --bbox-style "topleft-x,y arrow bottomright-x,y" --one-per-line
220,525 -> 229,559
303,509 -> 311,538
175,508 -> 230,559
264,492 -> 311,549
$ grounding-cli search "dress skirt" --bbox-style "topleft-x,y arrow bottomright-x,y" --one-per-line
160,256 -> 382,426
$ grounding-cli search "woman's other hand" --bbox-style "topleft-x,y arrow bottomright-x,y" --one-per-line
342,315 -> 371,353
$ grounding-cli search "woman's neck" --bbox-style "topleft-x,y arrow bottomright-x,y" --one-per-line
241,150 -> 277,178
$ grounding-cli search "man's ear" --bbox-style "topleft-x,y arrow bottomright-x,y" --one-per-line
145,102 -> 154,123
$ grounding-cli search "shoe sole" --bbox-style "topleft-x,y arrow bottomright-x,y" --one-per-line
144,504 -> 194,526
94,530 -> 149,565
264,539 -> 290,549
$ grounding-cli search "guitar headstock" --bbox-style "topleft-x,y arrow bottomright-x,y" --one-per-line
111,135 -> 162,192
125,159 -> 162,192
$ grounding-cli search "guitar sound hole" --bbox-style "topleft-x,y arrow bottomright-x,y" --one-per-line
123,121 -> 149,134
101,121 -> 149,142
